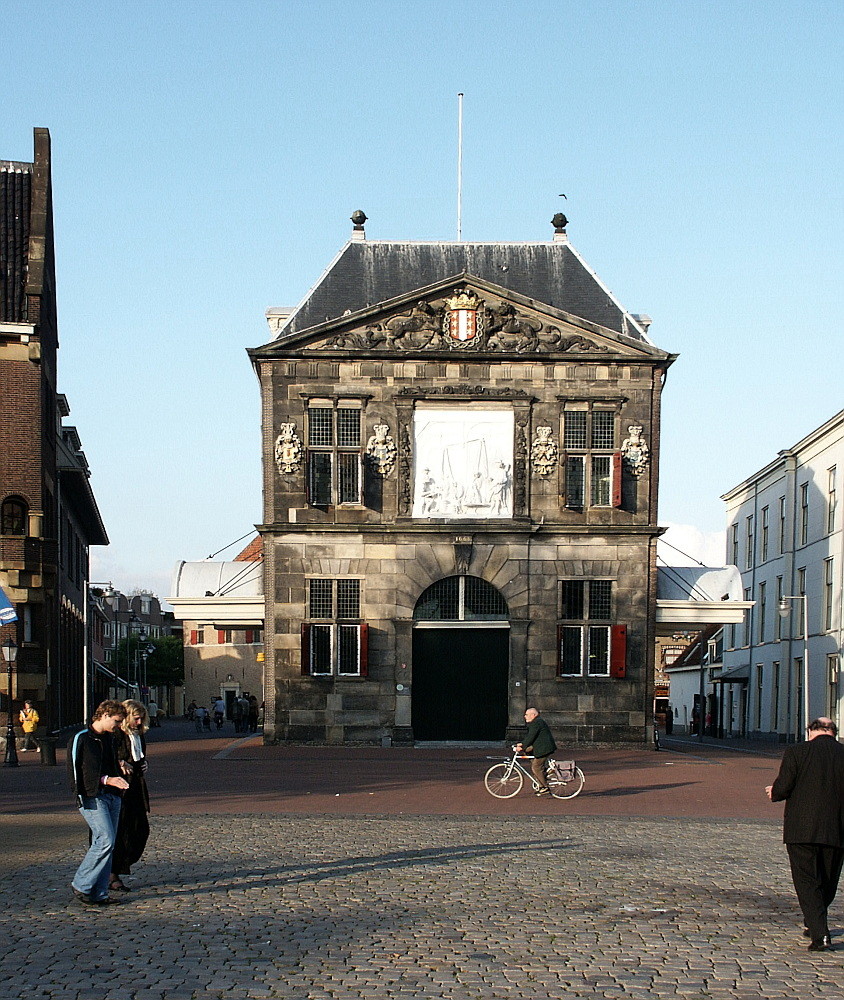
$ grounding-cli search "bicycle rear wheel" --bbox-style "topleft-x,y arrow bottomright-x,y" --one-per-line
484,762 -> 524,798
548,765 -> 584,799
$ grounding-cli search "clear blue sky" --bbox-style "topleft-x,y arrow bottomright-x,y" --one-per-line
3,0 -> 842,598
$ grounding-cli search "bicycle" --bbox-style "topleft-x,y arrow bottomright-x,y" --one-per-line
484,747 -> 585,799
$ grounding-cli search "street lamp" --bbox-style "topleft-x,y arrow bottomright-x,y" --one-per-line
779,594 -> 809,741
3,638 -> 19,767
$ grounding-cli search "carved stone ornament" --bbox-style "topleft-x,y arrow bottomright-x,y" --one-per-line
621,424 -> 649,477
323,293 -> 610,356
274,422 -> 302,474
397,385 -> 529,398
365,423 -> 397,476
443,290 -> 484,348
531,426 -> 559,477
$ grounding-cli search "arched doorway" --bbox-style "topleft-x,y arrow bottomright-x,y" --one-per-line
412,576 -> 509,740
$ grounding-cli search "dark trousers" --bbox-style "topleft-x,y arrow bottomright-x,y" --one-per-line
787,843 -> 844,942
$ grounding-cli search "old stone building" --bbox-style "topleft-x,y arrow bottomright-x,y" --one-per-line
250,216 -> 676,744
1,129 -> 108,731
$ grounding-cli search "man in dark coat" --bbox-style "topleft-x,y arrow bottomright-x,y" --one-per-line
767,717 -> 844,951
515,707 -> 557,796
67,700 -> 130,905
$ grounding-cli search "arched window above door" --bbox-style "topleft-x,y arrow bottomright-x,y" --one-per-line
413,576 -> 508,622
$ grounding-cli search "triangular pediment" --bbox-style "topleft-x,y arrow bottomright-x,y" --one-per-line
250,273 -> 671,363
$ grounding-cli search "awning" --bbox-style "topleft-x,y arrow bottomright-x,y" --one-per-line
714,664 -> 750,684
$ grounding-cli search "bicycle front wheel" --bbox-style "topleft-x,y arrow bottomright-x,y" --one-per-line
548,766 -> 585,799
484,762 -> 524,798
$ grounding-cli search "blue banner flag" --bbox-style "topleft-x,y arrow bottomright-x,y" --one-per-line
0,585 -> 18,625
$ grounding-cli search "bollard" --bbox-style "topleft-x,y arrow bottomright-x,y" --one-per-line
38,737 -> 58,766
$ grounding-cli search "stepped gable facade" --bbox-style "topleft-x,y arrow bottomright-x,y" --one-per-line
250,220 -> 676,745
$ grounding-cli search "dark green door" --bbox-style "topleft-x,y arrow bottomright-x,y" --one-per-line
411,628 -> 509,740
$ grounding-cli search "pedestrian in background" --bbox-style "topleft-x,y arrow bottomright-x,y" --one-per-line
67,700 -> 130,905
110,700 -> 151,892
232,695 -> 244,733
194,705 -> 208,733
247,695 -> 259,733
767,717 -> 844,951
19,700 -> 39,752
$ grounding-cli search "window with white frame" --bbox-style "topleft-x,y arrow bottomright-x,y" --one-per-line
800,483 -> 809,546
306,400 -> 363,506
824,558 -> 834,631
779,496 -> 786,554
302,579 -> 367,676
761,506 -> 769,562
755,664 -> 763,730
775,576 -> 783,640
772,660 -> 780,731
743,588 -> 751,646
758,580 -> 766,644
730,523 -> 739,565
557,579 -> 625,677
562,407 -> 621,509
828,467 -> 837,535
745,515 -> 754,570
797,567 -> 806,634
828,654 -> 839,726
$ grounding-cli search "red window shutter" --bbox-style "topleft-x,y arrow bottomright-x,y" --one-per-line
610,624 -> 627,678
612,452 -> 623,508
556,624 -> 563,676
190,629 -> 198,646
359,622 -> 369,677
245,629 -> 253,644
301,623 -> 311,676
217,629 -> 225,644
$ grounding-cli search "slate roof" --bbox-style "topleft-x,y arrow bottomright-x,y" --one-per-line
279,240 -> 650,342
0,161 -> 32,323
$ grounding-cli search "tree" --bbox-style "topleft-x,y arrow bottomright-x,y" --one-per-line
114,634 -> 184,688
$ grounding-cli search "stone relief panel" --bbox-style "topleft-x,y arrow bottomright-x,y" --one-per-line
412,407 -> 514,519
621,424 -> 650,477
274,422 -> 302,474
365,423 -> 397,476
530,426 -> 558,477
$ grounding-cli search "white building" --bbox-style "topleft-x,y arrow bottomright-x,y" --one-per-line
722,408 -> 844,740
169,546 -> 264,716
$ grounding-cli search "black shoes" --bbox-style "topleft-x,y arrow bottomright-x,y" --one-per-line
808,935 -> 833,952
72,886 -> 125,906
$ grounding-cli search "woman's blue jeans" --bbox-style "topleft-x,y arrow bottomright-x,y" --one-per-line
71,793 -> 122,900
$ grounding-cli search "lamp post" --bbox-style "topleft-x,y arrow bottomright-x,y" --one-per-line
779,594 -> 810,741
3,638 -> 19,768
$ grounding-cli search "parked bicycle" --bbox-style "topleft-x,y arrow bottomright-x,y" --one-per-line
484,747 -> 585,799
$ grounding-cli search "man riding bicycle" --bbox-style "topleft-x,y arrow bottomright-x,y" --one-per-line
515,707 -> 557,796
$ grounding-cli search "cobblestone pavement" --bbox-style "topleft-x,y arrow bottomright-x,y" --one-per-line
3,812 -> 844,1000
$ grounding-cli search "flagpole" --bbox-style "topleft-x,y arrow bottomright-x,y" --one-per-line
457,92 -> 463,241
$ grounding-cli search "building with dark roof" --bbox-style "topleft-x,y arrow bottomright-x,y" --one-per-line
1,129 -> 108,733
250,215 -> 677,744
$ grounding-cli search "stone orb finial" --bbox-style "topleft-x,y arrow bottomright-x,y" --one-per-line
351,210 -> 368,229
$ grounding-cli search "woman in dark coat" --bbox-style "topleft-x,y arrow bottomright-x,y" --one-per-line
109,699 -> 151,892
